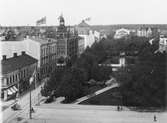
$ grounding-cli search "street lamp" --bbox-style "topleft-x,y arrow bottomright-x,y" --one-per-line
29,76 -> 33,119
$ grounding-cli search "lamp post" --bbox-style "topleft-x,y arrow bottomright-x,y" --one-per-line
29,77 -> 33,119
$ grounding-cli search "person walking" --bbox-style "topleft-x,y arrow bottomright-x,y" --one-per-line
117,106 -> 120,111
154,115 -> 157,122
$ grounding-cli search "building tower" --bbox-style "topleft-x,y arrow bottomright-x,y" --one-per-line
59,14 -> 65,27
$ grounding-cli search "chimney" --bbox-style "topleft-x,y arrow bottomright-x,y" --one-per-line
21,51 -> 26,55
2,55 -> 6,60
13,53 -> 17,57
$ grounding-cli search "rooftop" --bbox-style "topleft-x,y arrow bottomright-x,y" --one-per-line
1,52 -> 38,74
29,37 -> 57,44
78,20 -> 90,27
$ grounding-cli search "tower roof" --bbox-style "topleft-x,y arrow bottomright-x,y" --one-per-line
59,14 -> 65,23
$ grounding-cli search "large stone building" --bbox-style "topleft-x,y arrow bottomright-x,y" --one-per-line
1,52 -> 38,101
56,15 -> 78,60
76,20 -> 101,48
0,37 -> 57,78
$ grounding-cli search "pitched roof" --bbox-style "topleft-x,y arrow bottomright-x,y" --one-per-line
1,53 -> 38,74
78,20 -> 90,27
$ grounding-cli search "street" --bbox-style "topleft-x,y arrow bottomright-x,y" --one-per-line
2,79 -> 46,123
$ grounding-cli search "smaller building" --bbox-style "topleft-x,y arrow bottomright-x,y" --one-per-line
159,35 -> 167,52
136,27 -> 153,37
1,52 -> 38,101
114,28 -> 130,39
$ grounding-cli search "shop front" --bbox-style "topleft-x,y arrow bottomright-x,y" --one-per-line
1,85 -> 18,101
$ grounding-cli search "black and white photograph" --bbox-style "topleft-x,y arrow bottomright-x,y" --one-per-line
0,0 -> 167,123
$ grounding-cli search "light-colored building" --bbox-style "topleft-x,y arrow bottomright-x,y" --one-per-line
114,28 -> 130,39
28,37 -> 57,78
76,21 -> 96,48
1,52 -> 38,101
136,27 -> 152,37
94,30 -> 101,42
79,32 -> 95,48
159,35 -> 167,52
78,36 -> 85,56
0,37 -> 57,78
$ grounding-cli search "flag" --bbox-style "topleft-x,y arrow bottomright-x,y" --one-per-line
85,17 -> 91,21
36,17 -> 46,26
29,68 -> 37,84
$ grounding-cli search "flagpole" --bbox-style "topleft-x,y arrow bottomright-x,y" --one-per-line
29,77 -> 33,119
29,86 -> 32,119
29,68 -> 36,119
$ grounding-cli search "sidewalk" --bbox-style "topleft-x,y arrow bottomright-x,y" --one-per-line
2,77 -> 49,111
1,99 -> 16,111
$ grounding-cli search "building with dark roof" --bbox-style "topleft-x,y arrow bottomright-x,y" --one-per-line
1,52 -> 38,101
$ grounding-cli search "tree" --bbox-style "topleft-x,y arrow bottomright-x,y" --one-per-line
118,42 -> 166,107
41,67 -> 66,97
57,67 -> 86,102
19,79 -> 30,94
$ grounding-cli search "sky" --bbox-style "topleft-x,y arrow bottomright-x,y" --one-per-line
0,0 -> 167,26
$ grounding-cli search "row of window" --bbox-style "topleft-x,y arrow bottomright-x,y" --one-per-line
41,55 -> 57,65
41,45 -> 57,57
41,65 -> 53,75
2,65 -> 37,87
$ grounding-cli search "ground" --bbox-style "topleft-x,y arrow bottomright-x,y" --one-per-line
8,104 -> 167,123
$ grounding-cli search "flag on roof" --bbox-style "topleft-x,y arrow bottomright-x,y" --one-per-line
85,17 -> 91,21
36,17 -> 46,26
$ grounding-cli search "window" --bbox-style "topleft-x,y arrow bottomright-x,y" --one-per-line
13,75 -> 14,83
6,78 -> 8,85
9,76 -> 11,84
15,74 -> 17,81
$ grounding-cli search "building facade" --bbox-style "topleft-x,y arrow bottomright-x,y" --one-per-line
1,52 -> 38,101
76,21 -> 101,48
0,37 -> 57,79
56,15 -> 78,60
159,35 -> 167,52
114,28 -> 130,39
78,36 -> 85,56
136,27 -> 152,37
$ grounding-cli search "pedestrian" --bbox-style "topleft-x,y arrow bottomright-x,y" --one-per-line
31,107 -> 35,113
117,106 -> 120,111
154,115 -> 157,122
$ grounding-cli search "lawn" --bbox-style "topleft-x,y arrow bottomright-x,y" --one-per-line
79,87 -> 122,105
